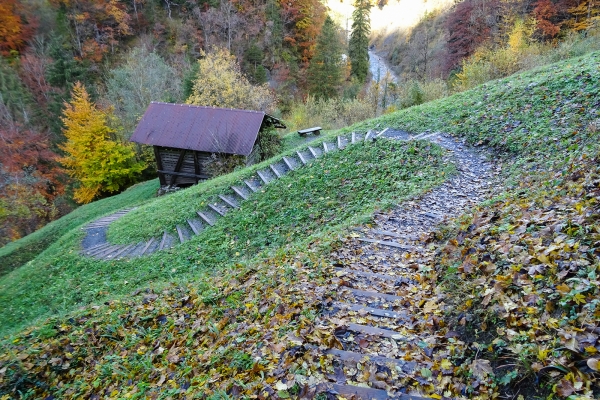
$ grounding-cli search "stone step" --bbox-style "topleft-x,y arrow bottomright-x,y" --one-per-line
94,244 -> 122,259
345,288 -> 404,303
358,238 -> 412,250
296,151 -> 308,165
208,202 -> 228,217
308,146 -> 320,158
187,219 -> 204,235
231,185 -> 249,200
85,243 -> 112,257
326,349 -> 407,369
197,211 -> 215,226
244,178 -> 261,192
106,244 -> 135,260
159,231 -> 169,251
315,383 -> 389,400
139,237 -> 157,256
218,194 -> 239,209
332,302 -> 408,320
125,242 -> 147,258
334,267 -> 401,282
257,170 -> 272,184
176,224 -> 192,243
269,164 -> 282,178
375,127 -> 389,138
345,323 -> 406,340
282,156 -> 296,171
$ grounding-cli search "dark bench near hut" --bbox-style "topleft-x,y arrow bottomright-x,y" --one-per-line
130,102 -> 285,188
298,126 -> 322,136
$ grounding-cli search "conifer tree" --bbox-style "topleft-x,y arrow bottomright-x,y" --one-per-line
59,82 -> 144,204
349,0 -> 371,83
307,16 -> 344,99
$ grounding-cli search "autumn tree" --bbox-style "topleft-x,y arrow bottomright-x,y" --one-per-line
0,0 -> 36,57
534,0 -> 562,39
59,82 -> 144,204
349,0 -> 371,82
186,47 -> 276,112
307,16 -> 344,99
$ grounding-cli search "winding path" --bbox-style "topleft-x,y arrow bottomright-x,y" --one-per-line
81,129 -> 495,397
314,130 -> 494,398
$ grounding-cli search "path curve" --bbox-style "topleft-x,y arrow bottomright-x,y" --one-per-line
314,130 -> 495,398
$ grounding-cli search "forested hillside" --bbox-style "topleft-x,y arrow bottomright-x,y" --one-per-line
1,0 -> 599,249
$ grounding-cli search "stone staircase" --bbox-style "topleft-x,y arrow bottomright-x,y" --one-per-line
80,130 -> 375,261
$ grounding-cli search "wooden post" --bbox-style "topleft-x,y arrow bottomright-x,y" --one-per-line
193,151 -> 201,184
170,149 -> 187,186
154,146 -> 166,186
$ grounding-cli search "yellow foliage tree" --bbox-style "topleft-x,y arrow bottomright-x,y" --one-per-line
59,82 -> 145,204
186,47 -> 276,113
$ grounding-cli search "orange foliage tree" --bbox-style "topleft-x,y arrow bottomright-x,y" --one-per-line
534,0 -> 562,39
0,0 -> 35,57
59,82 -> 144,204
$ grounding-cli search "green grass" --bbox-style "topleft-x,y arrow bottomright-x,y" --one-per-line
0,139 -> 450,336
2,46 -> 600,400
349,51 -> 600,170
0,180 -> 159,277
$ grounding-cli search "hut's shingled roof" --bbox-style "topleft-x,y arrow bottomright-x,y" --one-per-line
130,102 -> 283,156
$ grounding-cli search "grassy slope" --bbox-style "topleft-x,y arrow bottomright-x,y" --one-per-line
0,138 -> 450,337
1,51 -> 599,399
0,180 -> 159,277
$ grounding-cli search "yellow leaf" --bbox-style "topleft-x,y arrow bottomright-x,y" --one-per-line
440,359 -> 452,370
585,346 -> 597,354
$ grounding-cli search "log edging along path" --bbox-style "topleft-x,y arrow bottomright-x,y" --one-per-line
80,129 -> 387,261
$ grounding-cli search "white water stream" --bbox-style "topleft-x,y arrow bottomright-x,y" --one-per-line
368,50 -> 398,83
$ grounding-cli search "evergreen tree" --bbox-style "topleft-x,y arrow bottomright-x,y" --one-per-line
349,0 -> 371,83
307,16 -> 344,99
59,82 -> 144,204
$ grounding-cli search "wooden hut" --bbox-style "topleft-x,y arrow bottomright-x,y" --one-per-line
130,102 -> 286,187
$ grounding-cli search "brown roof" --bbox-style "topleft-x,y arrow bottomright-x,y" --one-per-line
130,102 -> 285,156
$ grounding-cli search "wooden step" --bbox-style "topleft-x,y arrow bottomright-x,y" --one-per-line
208,203 -> 227,217
337,135 -> 345,149
333,302 -> 407,320
231,186 -> 248,200
358,238 -> 412,250
365,130 -> 373,141
345,288 -> 404,302
308,146 -> 319,158
187,219 -> 203,235
352,132 -> 357,144
296,151 -> 307,165
124,242 -> 146,258
282,156 -> 296,171
323,142 -> 329,153
139,237 -> 156,256
269,164 -> 282,178
197,211 -> 215,226
256,170 -> 270,184
218,194 -> 239,209
369,229 -> 404,239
